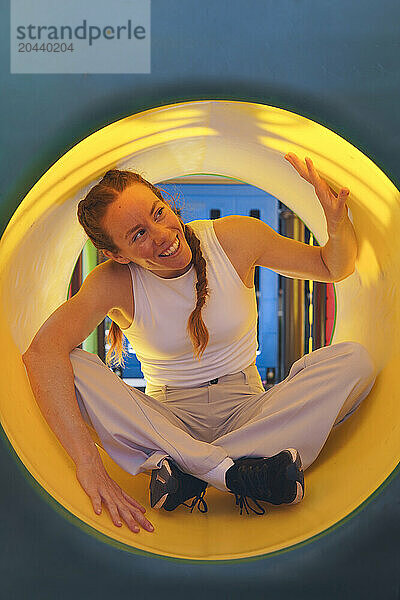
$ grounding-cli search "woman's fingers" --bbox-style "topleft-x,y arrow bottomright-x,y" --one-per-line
285,153 -> 350,230
116,505 -> 140,533
90,492 -> 103,515
286,152 -> 322,187
102,493 -> 124,528
108,476 -> 147,513
284,153 -> 311,183
103,495 -> 154,534
304,156 -> 321,186
328,185 -> 338,198
119,505 -> 154,533
104,484 -> 155,533
120,488 -> 147,513
76,460 -> 154,533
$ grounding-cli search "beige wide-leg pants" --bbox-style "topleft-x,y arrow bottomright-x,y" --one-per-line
70,342 -> 376,484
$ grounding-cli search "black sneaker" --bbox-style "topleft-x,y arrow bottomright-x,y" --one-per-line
225,448 -> 304,515
150,458 -> 208,513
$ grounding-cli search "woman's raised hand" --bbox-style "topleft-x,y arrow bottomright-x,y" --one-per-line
284,152 -> 350,235
75,452 -> 154,534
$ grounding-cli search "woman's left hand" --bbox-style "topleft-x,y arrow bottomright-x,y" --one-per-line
284,153 -> 350,234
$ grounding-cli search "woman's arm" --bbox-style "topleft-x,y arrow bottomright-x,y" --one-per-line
22,262 -> 116,464
320,212 -> 357,282
22,261 -> 154,533
213,154 -> 357,284
213,215 -> 337,283
285,153 -> 357,281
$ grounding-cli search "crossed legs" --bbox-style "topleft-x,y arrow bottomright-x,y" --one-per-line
71,342 -> 376,490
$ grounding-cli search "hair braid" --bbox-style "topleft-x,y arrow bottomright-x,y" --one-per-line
183,222 -> 210,361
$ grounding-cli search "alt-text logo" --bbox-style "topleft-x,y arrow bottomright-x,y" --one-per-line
11,0 -> 151,74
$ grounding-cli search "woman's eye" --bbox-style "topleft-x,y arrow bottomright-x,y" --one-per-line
133,229 -> 145,242
132,207 -> 165,243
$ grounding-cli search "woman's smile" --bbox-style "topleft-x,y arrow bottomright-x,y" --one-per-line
159,234 -> 181,258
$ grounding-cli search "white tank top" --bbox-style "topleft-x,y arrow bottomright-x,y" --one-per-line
120,219 -> 258,387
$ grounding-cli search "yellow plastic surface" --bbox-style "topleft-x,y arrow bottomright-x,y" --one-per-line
1,100 -> 399,560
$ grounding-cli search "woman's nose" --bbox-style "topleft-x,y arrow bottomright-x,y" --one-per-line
152,228 -> 170,246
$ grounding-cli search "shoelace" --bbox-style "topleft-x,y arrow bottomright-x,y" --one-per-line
234,493 -> 266,515
183,488 -> 208,513
232,462 -> 274,515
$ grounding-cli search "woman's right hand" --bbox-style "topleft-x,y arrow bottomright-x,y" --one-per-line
75,453 -> 154,534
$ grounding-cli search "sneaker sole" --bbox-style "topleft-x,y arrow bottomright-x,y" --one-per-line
285,448 -> 304,504
150,459 -> 178,509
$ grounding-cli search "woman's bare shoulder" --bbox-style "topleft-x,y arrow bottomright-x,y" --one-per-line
95,260 -> 134,328
87,259 -> 127,287
83,260 -> 132,308
211,216 -> 256,288
212,215 -> 252,248
24,260 -> 133,354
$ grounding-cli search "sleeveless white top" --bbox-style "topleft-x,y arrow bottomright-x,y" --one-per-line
120,219 -> 258,387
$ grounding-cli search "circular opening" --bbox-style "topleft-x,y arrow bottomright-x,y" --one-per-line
1,100 -> 399,560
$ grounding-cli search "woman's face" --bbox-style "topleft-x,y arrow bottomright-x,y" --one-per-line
101,183 -> 193,278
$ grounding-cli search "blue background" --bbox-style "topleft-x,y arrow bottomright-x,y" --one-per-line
1,1 -> 399,597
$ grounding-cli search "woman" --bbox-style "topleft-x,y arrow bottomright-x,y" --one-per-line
22,153 -> 376,535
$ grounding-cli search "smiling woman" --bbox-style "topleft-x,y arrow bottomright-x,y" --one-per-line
22,143 -> 376,536
2,100 -> 398,562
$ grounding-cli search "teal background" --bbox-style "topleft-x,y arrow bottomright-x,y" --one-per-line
1,0 -> 399,597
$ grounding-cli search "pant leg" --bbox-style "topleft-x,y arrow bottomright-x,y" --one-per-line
70,347 -> 228,477
210,342 -> 377,470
